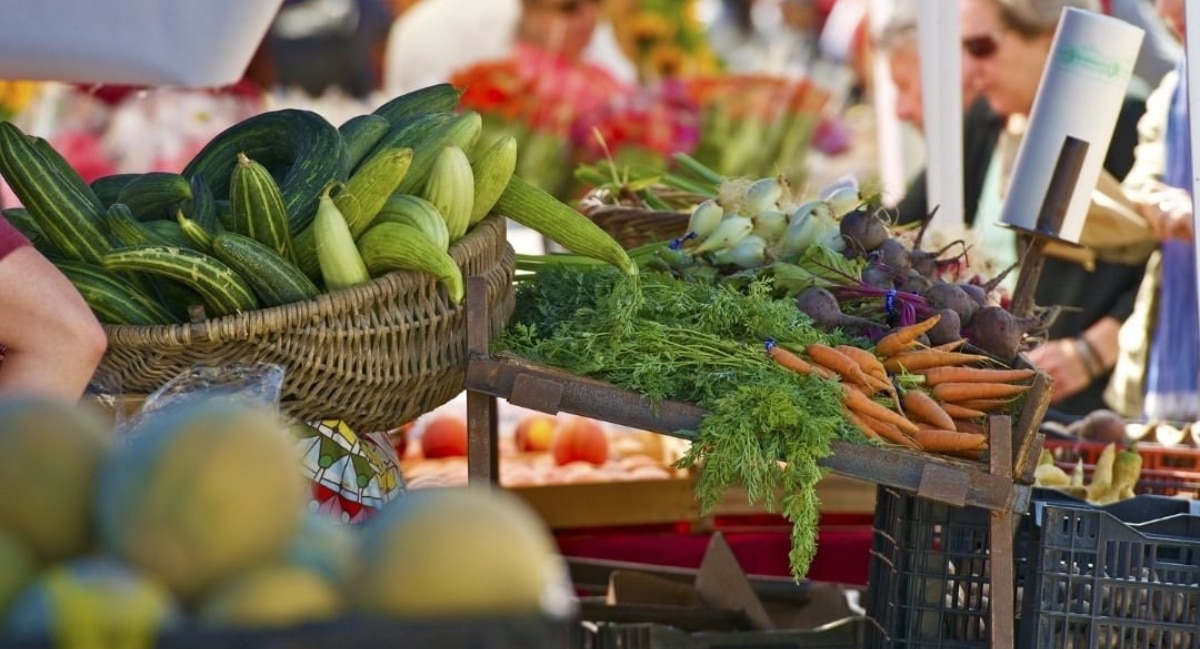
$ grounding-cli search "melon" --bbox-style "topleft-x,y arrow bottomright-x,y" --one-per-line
95,400 -> 306,601
5,556 -> 180,643
0,527 -> 36,618
198,564 -> 340,628
0,398 -> 108,562
349,487 -> 576,618
283,513 -> 359,587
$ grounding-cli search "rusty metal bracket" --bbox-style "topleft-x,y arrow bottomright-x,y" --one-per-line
510,373 -> 565,414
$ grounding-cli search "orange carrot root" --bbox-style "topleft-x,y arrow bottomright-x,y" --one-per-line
843,385 -> 919,435
856,412 -> 922,449
875,314 -> 943,358
954,398 -> 1015,412
844,408 -> 882,442
953,419 -> 986,435
902,390 -> 956,430
930,339 -> 968,352
769,345 -> 816,376
913,429 -> 988,453
931,382 -> 1030,403
836,345 -> 889,382
919,367 -> 1036,386
883,351 -> 993,374
940,403 -> 988,419
808,343 -> 872,386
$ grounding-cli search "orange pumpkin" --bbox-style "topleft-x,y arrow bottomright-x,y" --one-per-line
513,415 -> 557,453
420,416 -> 468,459
551,417 -> 609,466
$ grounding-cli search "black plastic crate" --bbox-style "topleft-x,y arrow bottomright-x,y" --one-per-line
575,616 -> 867,649
1020,506 -> 1200,649
866,486 -> 1196,649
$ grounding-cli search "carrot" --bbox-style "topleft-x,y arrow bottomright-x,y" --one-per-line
931,382 -> 1030,403
875,314 -> 943,358
836,345 -> 888,382
953,419 -> 986,435
856,412 -> 922,449
901,390 -> 956,430
842,385 -> 920,435
945,446 -> 988,461
883,350 -> 992,373
844,408 -> 882,442
941,403 -> 987,420
955,399 -> 1014,412
913,429 -> 988,453
931,339 -> 967,352
808,362 -> 839,380
919,367 -> 1036,386
769,344 -> 816,376
808,344 -> 872,386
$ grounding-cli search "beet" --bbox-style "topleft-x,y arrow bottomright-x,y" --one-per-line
877,238 -> 912,275
960,283 -> 989,308
967,305 -> 1039,362
796,287 -> 879,331
898,269 -> 932,294
861,263 -> 895,290
839,209 -> 889,253
922,282 -> 978,324
925,308 -> 962,346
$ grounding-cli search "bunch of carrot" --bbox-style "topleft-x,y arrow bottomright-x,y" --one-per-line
768,314 -> 1036,459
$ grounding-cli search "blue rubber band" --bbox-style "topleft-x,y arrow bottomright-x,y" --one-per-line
884,289 -> 898,318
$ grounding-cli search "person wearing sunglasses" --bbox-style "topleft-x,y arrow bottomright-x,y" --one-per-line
950,0 -> 1156,418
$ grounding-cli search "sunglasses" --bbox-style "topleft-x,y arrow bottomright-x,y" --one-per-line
963,31 -> 1003,59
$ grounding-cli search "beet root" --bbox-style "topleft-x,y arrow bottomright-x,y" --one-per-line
967,305 -> 1040,362
923,282 -> 978,324
925,308 -> 962,346
877,238 -> 912,275
796,287 -> 879,331
839,209 -> 889,253
861,263 -> 895,290
960,283 -> 989,308
898,269 -> 932,294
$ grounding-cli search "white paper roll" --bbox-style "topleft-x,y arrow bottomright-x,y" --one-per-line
999,8 -> 1144,243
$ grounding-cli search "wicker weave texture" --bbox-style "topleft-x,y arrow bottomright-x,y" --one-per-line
95,215 -> 516,433
584,205 -> 688,250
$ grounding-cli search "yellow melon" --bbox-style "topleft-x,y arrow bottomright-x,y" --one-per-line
198,564 -> 340,628
0,398 -> 108,562
95,400 -> 305,601
349,487 -> 576,618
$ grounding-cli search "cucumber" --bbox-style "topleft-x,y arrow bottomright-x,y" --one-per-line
177,211 -> 214,253
115,172 -> 192,221
313,186 -> 370,291
31,136 -> 107,216
338,114 -> 391,178
392,111 -> 482,196
100,246 -> 259,317
0,122 -> 109,264
211,232 -> 319,307
357,222 -> 464,303
229,153 -> 295,263
56,260 -> 180,325
103,203 -> 177,248
143,220 -> 196,249
1,207 -> 58,256
185,174 -> 219,233
375,194 -> 449,251
182,109 -> 346,233
371,83 -> 462,126
90,174 -> 140,207
214,200 -> 234,231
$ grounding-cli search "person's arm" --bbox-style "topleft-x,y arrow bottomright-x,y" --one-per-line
0,233 -> 107,402
1122,71 -> 1176,201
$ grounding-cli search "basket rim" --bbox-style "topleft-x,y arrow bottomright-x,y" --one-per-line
101,213 -> 508,343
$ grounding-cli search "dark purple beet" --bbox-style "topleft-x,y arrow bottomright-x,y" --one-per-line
839,209 -> 889,252
922,282 -> 978,324
925,308 -> 962,345
898,269 -> 932,294
960,283 -> 989,308
877,238 -> 911,275
861,263 -> 895,290
796,287 -> 879,331
966,305 -> 1039,362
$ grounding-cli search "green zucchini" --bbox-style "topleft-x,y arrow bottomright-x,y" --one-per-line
210,232 -> 319,307
338,114 -> 391,178
229,153 -> 295,263
182,109 -> 346,233
115,172 -> 192,221
371,83 -> 462,126
0,122 -> 109,264
56,260 -> 180,325
100,246 -> 259,317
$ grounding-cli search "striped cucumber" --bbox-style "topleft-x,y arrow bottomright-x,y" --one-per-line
177,211 -> 214,252
293,147 -> 413,279
422,146 -> 473,242
1,207 -> 56,255
338,114 -> 391,177
0,122 -> 109,263
393,111 -> 482,196
214,200 -> 234,231
143,220 -> 196,249
104,203 -> 177,248
211,232 -> 319,307
229,153 -> 295,263
371,83 -> 462,125
116,172 -> 192,221
185,174 -> 219,232
495,176 -> 636,275
90,173 -> 140,207
357,222 -> 464,303
182,109 -> 346,233
56,261 -> 180,325
100,246 -> 259,317
31,136 -> 107,215
469,135 -> 517,224
376,194 -> 449,251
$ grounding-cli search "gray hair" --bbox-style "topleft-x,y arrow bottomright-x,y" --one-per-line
994,0 -> 1102,37
874,1 -> 919,54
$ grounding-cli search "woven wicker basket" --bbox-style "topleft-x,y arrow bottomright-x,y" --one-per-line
584,204 -> 689,250
95,215 -> 516,433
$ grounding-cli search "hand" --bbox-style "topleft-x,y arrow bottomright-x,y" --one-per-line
1026,339 -> 1091,405
1140,185 -> 1194,241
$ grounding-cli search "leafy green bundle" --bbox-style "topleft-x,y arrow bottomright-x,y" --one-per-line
498,266 -> 863,578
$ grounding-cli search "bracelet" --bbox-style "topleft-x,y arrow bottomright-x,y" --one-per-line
1073,337 -> 1106,379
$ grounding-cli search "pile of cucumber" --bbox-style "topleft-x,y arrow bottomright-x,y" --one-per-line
0,84 -> 635,327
